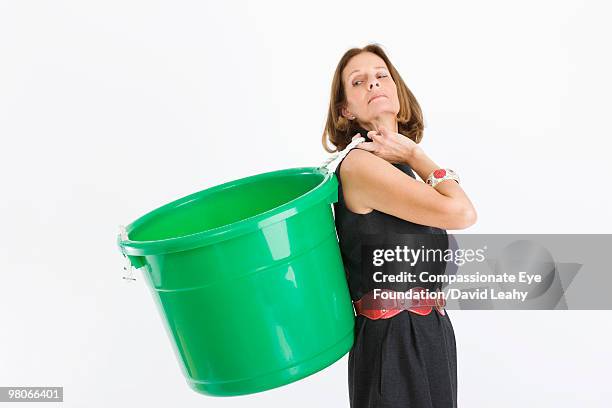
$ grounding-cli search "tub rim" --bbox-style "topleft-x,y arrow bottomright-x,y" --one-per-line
117,166 -> 338,257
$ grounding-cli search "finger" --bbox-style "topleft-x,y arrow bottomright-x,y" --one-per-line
378,125 -> 389,138
352,133 -> 361,141
356,141 -> 376,152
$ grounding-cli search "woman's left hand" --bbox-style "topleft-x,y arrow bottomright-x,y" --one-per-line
355,125 -> 420,164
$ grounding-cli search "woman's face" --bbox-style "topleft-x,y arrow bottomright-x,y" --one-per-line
341,52 -> 400,127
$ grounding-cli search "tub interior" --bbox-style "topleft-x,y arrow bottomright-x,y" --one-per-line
129,172 -> 324,242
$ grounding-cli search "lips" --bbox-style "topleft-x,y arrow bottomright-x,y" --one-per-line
368,94 -> 387,103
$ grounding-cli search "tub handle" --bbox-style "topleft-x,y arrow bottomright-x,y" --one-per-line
318,136 -> 365,174
119,225 -> 145,282
122,254 -> 137,282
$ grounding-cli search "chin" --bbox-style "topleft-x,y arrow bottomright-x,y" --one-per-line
369,107 -> 396,116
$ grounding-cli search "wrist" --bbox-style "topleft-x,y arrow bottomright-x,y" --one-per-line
403,145 -> 424,165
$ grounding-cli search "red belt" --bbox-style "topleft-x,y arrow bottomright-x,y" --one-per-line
353,287 -> 446,319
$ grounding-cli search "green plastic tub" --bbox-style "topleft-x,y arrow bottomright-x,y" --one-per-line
117,167 -> 355,396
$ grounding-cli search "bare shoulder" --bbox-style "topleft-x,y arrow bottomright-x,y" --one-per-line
340,148 -> 393,171
339,148 -> 411,189
338,148 -> 408,214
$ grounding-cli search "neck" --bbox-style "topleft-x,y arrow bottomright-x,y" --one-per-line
357,114 -> 398,134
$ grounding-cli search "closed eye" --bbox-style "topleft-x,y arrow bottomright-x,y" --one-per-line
353,74 -> 388,87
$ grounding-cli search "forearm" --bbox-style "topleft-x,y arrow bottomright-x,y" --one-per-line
403,147 -> 439,183
405,147 -> 477,227
405,147 -> 472,202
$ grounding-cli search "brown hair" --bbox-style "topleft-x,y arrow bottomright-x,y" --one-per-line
321,43 -> 425,153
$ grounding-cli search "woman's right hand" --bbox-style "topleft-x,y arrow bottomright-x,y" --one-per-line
353,125 -> 421,165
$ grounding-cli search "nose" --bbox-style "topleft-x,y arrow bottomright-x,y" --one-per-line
368,76 -> 381,90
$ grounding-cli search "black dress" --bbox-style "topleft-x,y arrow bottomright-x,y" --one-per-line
332,126 -> 458,408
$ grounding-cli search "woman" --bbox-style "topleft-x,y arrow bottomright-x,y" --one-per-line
322,44 -> 477,407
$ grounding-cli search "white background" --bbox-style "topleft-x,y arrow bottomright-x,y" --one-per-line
1,0 -> 611,406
